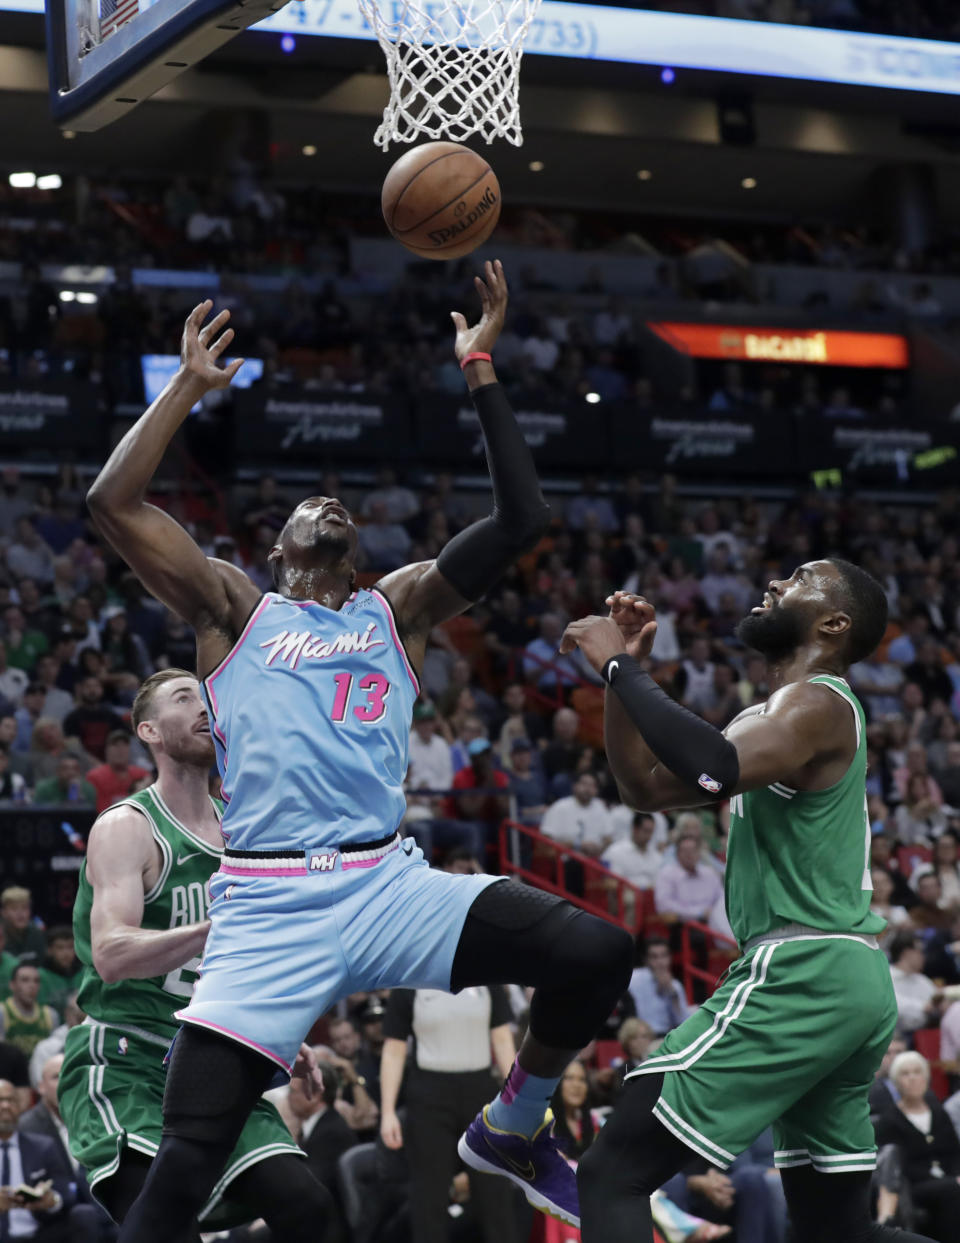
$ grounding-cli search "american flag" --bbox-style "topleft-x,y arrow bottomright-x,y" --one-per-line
99,0 -> 140,39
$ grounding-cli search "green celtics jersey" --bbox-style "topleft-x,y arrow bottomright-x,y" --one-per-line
0,997 -> 56,1055
73,785 -> 223,1040
725,674 -> 885,947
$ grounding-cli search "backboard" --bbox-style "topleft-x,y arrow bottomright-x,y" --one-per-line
46,0 -> 293,131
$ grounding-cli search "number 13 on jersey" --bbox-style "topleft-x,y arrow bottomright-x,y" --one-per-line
331,672 -> 391,724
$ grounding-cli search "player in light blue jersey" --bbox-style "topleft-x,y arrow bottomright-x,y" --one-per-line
88,262 -> 633,1242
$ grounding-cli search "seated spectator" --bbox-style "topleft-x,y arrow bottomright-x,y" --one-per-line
33,755 -> 96,808
850,648 -> 904,721
894,744 -> 944,805
323,1016 -> 380,1135
286,1058 -> 357,1237
448,714 -> 487,774
18,1053 -> 108,1239
564,474 -> 619,533
407,702 -> 454,792
32,657 -> 73,725
894,772 -> 948,846
602,812 -> 665,891
888,931 -> 946,1034
654,828 -> 725,925
928,831 -> 960,910
934,741 -> 960,809
0,639 -> 27,707
0,744 -> 27,805
674,637 -> 717,715
629,937 -> 691,1038
443,738 -> 510,854
906,640 -> 955,709
438,658 -> 499,729
869,1036 -> 911,1116
924,910 -> 960,986
506,738 -> 548,826
84,730 -> 149,814
887,613 -> 930,667
1,887 -> 46,961
875,1051 -> 960,1242
551,1059 -> 601,1163
0,962 -> 58,1057
662,1130 -> 783,1243
62,677 -> 126,762
13,684 -> 47,754
3,605 -> 49,672
494,682 -> 545,757
100,608 -> 151,687
871,834 -> 917,908
910,872 -> 953,937
541,706 -> 587,797
700,662 -> 743,729
699,550 -> 749,617
36,931 -> 80,1019
540,772 -> 613,858
870,868 -> 911,946
358,500 -> 412,572
360,465 -> 419,524
28,994 -> 83,1093
0,1078 -> 86,1242
611,1017 -> 655,1097
6,516 -> 55,584
523,614 -> 600,694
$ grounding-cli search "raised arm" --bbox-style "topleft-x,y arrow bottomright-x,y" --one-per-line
564,599 -> 856,812
86,302 -> 260,664
377,261 -> 551,668
87,805 -> 209,982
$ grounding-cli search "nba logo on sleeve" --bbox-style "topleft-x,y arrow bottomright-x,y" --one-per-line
698,774 -> 723,794
310,852 -> 339,872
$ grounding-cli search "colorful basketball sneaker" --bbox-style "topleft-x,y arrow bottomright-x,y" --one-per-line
458,1106 -> 580,1227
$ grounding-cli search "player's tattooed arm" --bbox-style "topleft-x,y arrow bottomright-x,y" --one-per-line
87,806 -> 210,982
87,302 -> 260,655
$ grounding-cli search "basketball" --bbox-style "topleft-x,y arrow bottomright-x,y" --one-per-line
381,141 -> 501,260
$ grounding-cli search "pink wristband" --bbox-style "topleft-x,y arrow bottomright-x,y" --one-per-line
459,352 -> 493,371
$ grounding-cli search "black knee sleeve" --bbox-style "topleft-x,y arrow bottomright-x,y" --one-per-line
228,1154 -> 336,1243
451,881 -> 634,1049
782,1166 -> 937,1243
162,1024 -> 278,1143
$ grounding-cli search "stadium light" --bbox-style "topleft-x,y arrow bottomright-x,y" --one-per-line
75,291 -> 98,304
8,172 -> 35,188
528,160 -> 545,171
302,145 -> 317,156
58,290 -> 75,302
36,174 -> 63,191
741,176 -> 757,189
637,169 -> 652,180
585,392 -> 601,404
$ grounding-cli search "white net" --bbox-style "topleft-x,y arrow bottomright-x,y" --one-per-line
356,0 -> 542,149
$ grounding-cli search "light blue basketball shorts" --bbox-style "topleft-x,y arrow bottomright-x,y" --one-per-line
176,833 -> 503,1072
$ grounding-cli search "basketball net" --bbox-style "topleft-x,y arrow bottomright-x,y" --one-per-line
356,0 -> 542,149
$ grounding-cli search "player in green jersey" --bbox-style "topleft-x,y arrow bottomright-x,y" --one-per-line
561,561 -> 934,1243
58,668 -> 337,1242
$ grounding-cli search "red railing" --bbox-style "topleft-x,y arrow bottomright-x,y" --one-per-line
498,819 -> 651,936
505,647 -> 598,713
497,819 -> 738,998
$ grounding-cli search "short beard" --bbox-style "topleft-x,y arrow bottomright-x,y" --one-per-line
163,732 -> 216,769
735,606 -> 808,661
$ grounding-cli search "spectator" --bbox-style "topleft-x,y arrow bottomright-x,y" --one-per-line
871,868 -> 911,945
888,931 -> 946,1034
360,466 -> 419,524
0,1077 -> 87,1242
0,639 -> 27,708
13,684 -> 47,754
6,516 -> 55,584
0,469 -> 32,537
551,1059 -> 600,1163
869,1036 -> 911,1116
494,682 -> 545,756
888,612 -> 930,666
3,607 -> 49,673
380,983 -> 522,1243
894,772 -> 948,845
241,474 -> 291,535
323,1017 -> 379,1136
0,963 -> 58,1057
934,741 -> 960,808
62,677 -> 126,761
100,608 -> 151,685
506,738 -> 548,826
628,938 -> 691,1037
564,475 -> 619,533
540,772 -> 613,858
36,932 -> 80,1020
0,888 -> 45,961
700,662 -> 743,729
674,636 -> 717,715
699,550 -> 748,617
33,657 -> 73,725
613,1016 -> 655,1090
18,1053 -> 107,1239
602,812 -> 665,890
875,1051 -> 960,1242
286,1059 -> 356,1238
0,744 -> 27,805
911,872 -> 953,937
444,737 -> 510,853
929,831 -> 960,910
358,500 -> 412,572
407,702 -> 454,791
33,755 -> 96,808
654,829 -> 725,924
84,730 -> 149,814
28,994 -> 83,1094
850,649 -> 905,721
541,706 -> 586,791
905,639 -> 954,708
522,614 -> 600,693
871,834 -> 917,908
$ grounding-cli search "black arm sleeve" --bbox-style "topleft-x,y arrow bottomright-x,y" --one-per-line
382,988 -> 416,1041
435,383 -> 551,601
603,654 -> 740,798
488,985 -> 513,1028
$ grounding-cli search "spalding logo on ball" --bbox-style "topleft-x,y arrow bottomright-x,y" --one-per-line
382,141 -> 502,260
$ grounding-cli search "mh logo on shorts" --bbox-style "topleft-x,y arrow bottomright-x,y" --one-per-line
310,851 -> 339,872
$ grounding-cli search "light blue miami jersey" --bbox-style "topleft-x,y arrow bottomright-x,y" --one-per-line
202,588 -> 420,851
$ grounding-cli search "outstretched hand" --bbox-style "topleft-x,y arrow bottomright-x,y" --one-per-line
291,1042 -> 324,1100
450,259 -> 508,360
180,300 -> 245,390
559,591 -> 658,674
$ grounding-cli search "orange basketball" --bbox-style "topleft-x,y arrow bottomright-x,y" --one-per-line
381,141 -> 501,260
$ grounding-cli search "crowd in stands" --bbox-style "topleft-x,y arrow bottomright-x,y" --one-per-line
0,454 -> 957,1235
636,0 -> 960,42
